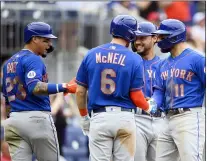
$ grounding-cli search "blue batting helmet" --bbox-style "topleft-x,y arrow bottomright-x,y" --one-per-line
24,22 -> 57,43
152,19 -> 186,50
135,22 -> 157,36
110,15 -> 137,42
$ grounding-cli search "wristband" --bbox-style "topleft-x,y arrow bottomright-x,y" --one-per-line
79,108 -> 88,116
48,84 -> 66,94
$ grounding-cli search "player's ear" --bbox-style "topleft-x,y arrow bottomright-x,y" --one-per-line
152,35 -> 158,44
32,36 -> 39,44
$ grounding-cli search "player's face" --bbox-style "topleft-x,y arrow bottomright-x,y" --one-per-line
33,37 -> 52,58
134,36 -> 156,55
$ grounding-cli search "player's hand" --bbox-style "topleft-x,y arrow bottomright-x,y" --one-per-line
146,98 -> 157,115
145,97 -> 150,101
63,77 -> 77,96
80,115 -> 90,136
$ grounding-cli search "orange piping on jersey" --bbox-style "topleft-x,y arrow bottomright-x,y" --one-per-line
76,80 -> 88,87
130,85 -> 144,91
149,59 -> 161,97
143,64 -> 146,96
167,51 -> 192,109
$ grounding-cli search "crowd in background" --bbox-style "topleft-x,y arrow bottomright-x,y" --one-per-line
107,1 -> 205,54
1,1 -> 206,161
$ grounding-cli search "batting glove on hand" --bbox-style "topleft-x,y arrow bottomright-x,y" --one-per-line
63,77 -> 77,96
80,115 -> 90,136
146,98 -> 158,115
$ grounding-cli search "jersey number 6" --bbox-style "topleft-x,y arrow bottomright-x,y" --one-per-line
101,69 -> 116,95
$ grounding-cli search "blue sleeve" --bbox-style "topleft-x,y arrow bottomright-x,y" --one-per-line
76,55 -> 88,88
152,88 -> 164,110
152,61 -> 165,109
153,61 -> 165,90
22,55 -> 44,92
193,56 -> 206,87
130,58 -> 144,91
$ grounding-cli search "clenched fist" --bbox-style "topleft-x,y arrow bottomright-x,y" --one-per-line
63,77 -> 77,95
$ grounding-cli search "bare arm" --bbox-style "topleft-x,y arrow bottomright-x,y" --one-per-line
32,78 -> 77,96
32,82 -> 49,95
75,84 -> 88,116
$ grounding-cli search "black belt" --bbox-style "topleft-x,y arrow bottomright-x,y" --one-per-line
92,107 -> 134,113
165,108 -> 190,116
141,110 -> 162,117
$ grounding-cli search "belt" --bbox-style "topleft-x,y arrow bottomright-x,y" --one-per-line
136,109 -> 162,117
165,108 -> 190,116
92,107 -> 135,113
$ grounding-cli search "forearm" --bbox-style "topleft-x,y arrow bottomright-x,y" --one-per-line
76,85 -> 88,116
76,91 -> 87,110
32,82 -> 48,95
31,81 -> 66,95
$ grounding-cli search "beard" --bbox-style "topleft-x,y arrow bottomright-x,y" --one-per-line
137,51 -> 148,57
136,46 -> 150,56
41,53 -> 47,58
161,48 -> 171,53
126,42 -> 130,48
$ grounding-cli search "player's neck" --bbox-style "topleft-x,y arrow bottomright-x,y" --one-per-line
142,48 -> 155,60
24,44 -> 39,56
110,38 -> 128,47
170,42 -> 188,58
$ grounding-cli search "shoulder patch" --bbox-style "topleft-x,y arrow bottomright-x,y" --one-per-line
27,71 -> 36,78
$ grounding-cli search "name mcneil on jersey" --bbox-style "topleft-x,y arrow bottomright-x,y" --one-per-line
96,52 -> 126,66
7,62 -> 18,73
161,68 -> 194,81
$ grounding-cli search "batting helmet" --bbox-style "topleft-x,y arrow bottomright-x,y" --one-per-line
131,22 -> 157,52
110,15 -> 137,42
152,19 -> 186,50
24,22 -> 57,43
135,22 -> 157,36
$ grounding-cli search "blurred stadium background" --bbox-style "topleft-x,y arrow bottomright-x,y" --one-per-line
1,1 -> 206,161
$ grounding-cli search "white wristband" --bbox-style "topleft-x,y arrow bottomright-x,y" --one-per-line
56,84 -> 59,93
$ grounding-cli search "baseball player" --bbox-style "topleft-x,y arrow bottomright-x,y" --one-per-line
131,22 -> 165,161
1,22 -> 77,161
75,15 -> 157,161
151,19 -> 205,161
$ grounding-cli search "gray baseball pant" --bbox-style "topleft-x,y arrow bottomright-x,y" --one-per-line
134,113 -> 165,161
2,111 -> 59,161
156,107 -> 205,161
88,106 -> 136,161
